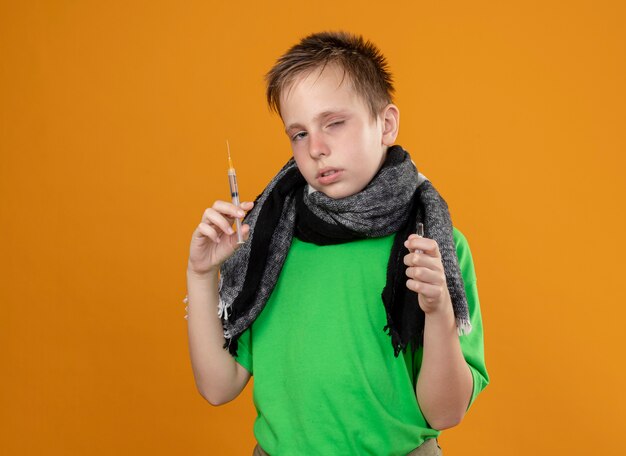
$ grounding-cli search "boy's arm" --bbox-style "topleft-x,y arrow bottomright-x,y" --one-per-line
405,229 -> 483,431
186,268 -> 251,406
415,298 -> 474,430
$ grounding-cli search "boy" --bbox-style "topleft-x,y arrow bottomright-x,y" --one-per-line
186,31 -> 489,455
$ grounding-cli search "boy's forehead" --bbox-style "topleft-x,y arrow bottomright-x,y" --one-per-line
282,64 -> 354,99
279,64 -> 368,124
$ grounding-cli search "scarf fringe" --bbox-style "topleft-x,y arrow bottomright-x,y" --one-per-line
217,274 -> 236,347
218,301 -> 234,343
456,318 -> 473,336
217,274 -> 229,321
384,316 -> 473,357
382,323 -> 405,357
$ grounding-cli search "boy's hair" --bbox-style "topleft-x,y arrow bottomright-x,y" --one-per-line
265,31 -> 395,120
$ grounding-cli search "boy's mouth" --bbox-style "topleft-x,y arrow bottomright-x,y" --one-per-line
317,168 -> 343,185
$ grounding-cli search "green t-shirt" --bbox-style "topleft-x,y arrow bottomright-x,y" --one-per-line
234,227 -> 489,455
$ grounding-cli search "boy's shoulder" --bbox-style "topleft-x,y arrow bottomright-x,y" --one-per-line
452,225 -> 467,247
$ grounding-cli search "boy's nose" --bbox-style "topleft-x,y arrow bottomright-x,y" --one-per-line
308,133 -> 330,159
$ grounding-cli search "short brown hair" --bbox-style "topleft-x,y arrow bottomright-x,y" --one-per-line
265,31 -> 395,119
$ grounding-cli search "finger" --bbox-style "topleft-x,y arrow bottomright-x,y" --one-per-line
405,266 -> 416,278
203,203 -> 234,226
197,222 -> 221,243
412,281 -> 445,299
404,235 -> 437,250
406,278 -> 421,293
240,201 -> 254,211
405,266 -> 441,284
403,251 -> 421,267
238,202 -> 255,223
240,223 -> 251,242
210,200 -> 247,221
407,255 -> 445,275
404,237 -> 438,256
421,254 -> 444,273
406,279 -> 440,296
203,208 -> 235,236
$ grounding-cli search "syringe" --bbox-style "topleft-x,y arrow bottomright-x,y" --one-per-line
226,140 -> 244,244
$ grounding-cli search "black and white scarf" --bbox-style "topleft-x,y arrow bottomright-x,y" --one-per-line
218,145 -> 472,358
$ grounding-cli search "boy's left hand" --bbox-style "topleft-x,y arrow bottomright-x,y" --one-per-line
403,234 -> 451,315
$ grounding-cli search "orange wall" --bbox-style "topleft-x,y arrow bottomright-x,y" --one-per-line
1,1 -> 625,454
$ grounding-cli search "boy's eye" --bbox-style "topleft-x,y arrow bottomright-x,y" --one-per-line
291,131 -> 307,142
328,120 -> 344,128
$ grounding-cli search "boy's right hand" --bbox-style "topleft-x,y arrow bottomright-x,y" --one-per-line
187,200 -> 254,277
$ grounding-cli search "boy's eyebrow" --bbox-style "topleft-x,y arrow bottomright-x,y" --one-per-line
285,110 -> 348,133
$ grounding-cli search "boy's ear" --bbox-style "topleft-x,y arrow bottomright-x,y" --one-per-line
380,104 -> 400,146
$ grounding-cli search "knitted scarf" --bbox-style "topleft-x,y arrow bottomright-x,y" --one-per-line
218,145 -> 472,358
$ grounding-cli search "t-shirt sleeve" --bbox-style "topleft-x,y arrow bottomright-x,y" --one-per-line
233,325 -> 253,375
453,226 -> 490,411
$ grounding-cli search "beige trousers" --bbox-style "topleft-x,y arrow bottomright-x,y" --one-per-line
252,437 -> 442,455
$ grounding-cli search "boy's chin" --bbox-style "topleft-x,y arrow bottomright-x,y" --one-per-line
307,183 -> 362,200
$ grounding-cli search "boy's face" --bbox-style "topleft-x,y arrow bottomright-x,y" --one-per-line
280,64 -> 394,199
